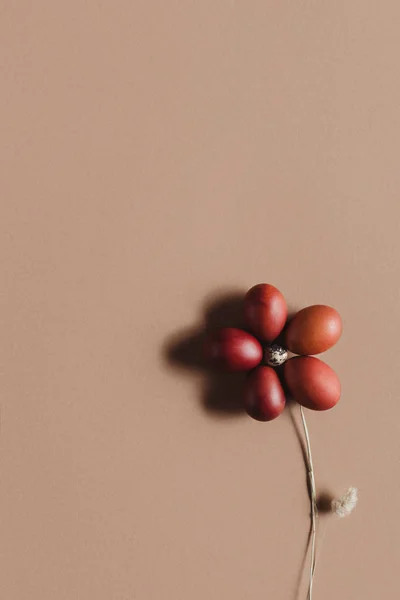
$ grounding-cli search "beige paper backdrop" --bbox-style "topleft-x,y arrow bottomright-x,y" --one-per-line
1,2 -> 399,598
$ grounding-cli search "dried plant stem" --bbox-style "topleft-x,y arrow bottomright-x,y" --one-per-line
300,406 -> 318,600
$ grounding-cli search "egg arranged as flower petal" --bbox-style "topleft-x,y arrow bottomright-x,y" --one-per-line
285,305 -> 342,355
244,283 -> 288,342
284,356 -> 341,411
244,366 -> 286,421
203,328 -> 262,372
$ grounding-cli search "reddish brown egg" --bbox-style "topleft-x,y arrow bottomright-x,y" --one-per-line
244,366 -> 286,421
284,356 -> 341,411
203,328 -> 262,372
244,284 -> 288,342
285,305 -> 342,355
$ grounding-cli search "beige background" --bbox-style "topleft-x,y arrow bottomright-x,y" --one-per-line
1,2 -> 399,598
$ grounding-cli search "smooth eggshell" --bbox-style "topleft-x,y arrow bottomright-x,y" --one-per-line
244,284 -> 288,342
203,328 -> 262,372
244,366 -> 286,421
285,305 -> 342,355
284,356 -> 341,411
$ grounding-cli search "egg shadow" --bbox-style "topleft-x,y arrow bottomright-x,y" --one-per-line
163,290 -> 249,417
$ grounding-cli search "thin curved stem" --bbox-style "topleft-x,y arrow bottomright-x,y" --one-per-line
300,406 -> 318,600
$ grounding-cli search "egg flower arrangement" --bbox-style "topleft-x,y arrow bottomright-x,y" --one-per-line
203,284 -> 357,599
203,283 -> 342,420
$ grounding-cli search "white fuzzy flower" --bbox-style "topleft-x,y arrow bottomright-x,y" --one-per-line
331,487 -> 358,518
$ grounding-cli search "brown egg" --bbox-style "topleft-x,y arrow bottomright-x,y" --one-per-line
244,284 -> 288,342
244,366 -> 286,421
284,356 -> 341,411
285,305 -> 342,355
203,328 -> 262,372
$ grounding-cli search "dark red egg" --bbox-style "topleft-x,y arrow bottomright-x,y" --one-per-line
244,284 -> 287,342
244,366 -> 286,421
203,328 -> 262,372
285,305 -> 342,355
284,356 -> 341,411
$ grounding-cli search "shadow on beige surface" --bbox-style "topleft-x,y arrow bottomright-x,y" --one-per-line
164,290 -> 248,416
